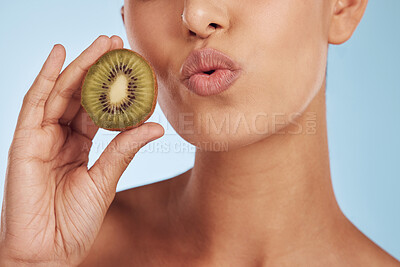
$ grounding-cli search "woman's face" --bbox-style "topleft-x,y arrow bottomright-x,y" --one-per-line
123,0 -> 333,150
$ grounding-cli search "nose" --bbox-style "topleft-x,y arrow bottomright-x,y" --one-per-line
181,0 -> 230,39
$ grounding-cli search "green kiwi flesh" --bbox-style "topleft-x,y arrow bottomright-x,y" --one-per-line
81,49 -> 157,131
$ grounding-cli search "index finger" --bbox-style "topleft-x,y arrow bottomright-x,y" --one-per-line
42,35 -> 112,126
16,44 -> 66,130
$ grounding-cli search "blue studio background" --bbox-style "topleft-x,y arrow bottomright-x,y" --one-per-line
0,0 -> 399,260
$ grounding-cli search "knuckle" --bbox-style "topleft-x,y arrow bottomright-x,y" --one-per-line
39,72 -> 58,83
23,90 -> 47,108
121,153 -> 134,167
110,142 -> 139,165
75,61 -> 87,74
71,88 -> 82,101
56,86 -> 76,100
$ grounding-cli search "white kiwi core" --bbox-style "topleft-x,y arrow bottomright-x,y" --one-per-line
109,74 -> 128,104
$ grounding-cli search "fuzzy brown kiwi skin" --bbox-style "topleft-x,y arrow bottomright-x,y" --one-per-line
80,48 -> 158,132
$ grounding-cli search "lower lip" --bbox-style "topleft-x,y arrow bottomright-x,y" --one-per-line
184,69 -> 241,96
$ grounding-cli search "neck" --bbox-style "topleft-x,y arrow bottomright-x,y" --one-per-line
171,82 -> 345,263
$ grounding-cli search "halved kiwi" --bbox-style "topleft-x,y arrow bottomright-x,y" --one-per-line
81,49 -> 157,131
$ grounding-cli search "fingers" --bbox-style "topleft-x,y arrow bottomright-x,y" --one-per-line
88,122 -> 164,194
16,45 -> 66,130
42,35 -> 112,126
59,35 -> 124,125
110,35 -> 124,49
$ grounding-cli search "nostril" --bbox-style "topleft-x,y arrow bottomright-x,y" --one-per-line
189,30 -> 196,36
209,23 -> 219,29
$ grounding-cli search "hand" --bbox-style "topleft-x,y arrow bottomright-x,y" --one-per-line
0,36 -> 164,266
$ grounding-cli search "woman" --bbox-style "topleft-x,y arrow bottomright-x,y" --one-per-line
1,0 -> 399,266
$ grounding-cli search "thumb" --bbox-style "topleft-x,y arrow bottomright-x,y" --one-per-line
88,122 -> 164,194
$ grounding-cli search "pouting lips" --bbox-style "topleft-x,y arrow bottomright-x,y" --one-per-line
180,48 -> 242,96
181,48 -> 241,80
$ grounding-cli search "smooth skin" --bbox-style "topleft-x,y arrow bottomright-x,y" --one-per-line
1,0 -> 400,266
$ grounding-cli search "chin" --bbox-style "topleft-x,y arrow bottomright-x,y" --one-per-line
180,132 -> 268,151
165,106 -> 291,152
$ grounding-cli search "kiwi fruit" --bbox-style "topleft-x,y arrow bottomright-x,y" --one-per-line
81,49 -> 157,131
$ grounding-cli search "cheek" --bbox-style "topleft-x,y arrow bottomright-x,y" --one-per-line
125,2 -> 183,82
239,0 -> 328,115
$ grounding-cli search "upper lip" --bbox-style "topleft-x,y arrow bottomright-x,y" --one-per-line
180,48 -> 241,81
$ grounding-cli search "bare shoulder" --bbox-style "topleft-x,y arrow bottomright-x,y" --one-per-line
78,170 -> 190,267
360,240 -> 400,267
338,221 -> 400,267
